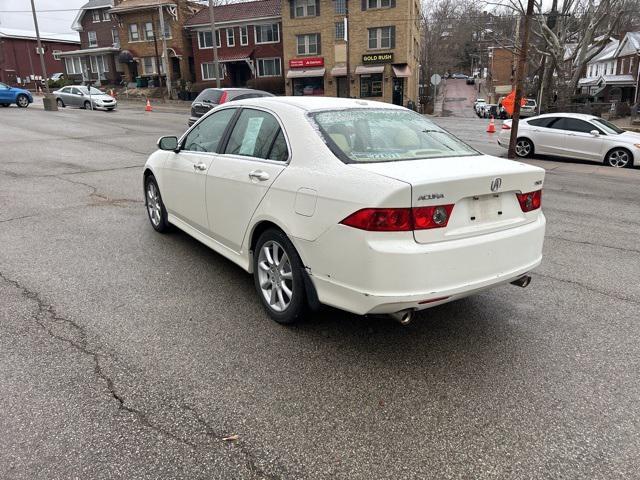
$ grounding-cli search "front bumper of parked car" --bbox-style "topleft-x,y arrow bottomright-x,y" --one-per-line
92,99 -> 117,110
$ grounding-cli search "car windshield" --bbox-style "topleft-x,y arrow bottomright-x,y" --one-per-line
591,118 -> 624,135
310,109 -> 479,163
77,86 -> 103,95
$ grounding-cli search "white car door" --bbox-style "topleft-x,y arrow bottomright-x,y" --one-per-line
556,118 -> 604,161
205,107 -> 289,253
163,108 -> 237,232
526,117 -> 565,156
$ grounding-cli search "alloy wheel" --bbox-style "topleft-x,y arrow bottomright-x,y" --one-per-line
257,241 -> 293,313
146,181 -> 161,227
515,139 -> 531,157
17,96 -> 28,107
607,149 -> 630,168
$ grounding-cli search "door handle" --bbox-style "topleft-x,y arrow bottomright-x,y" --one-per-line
193,162 -> 207,171
248,170 -> 270,181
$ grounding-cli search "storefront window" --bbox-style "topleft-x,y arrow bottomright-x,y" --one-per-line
292,77 -> 324,96
360,73 -> 382,97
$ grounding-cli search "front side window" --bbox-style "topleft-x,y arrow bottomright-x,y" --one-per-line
368,26 -> 395,49
294,0 -> 317,17
144,22 -> 154,40
257,58 -> 281,77
311,109 -> 479,163
297,33 -> 319,55
198,30 -> 220,48
255,24 -> 279,44
225,109 -> 287,161
128,24 -> 139,41
563,118 -> 600,134
360,73 -> 382,97
240,26 -> 248,45
88,31 -> 97,47
226,28 -> 235,47
201,62 -> 225,80
183,108 -> 236,153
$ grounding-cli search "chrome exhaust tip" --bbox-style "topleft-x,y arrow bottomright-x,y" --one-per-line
390,309 -> 414,326
510,275 -> 532,288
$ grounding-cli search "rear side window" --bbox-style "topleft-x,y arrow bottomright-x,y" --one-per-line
528,117 -> 557,128
224,109 -> 287,161
194,89 -> 223,104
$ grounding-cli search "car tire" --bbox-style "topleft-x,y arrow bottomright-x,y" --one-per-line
604,148 -> 632,168
253,229 -> 307,324
515,138 -> 534,158
144,175 -> 170,233
16,94 -> 29,108
84,101 -> 92,110
56,98 -> 65,108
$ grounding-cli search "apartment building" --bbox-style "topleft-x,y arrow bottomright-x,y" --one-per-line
185,0 -> 284,94
109,0 -> 202,84
61,0 -> 122,86
281,0 -> 421,106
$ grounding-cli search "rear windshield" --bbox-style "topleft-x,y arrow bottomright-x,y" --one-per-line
310,109 -> 479,163
194,89 -> 223,103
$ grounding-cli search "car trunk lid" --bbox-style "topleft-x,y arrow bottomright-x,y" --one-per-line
350,155 -> 545,243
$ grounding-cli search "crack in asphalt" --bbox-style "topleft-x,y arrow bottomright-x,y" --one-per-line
0,270 -> 195,449
532,271 -> 640,306
545,235 -> 640,255
0,214 -> 38,224
56,176 -> 143,206
0,164 -> 144,180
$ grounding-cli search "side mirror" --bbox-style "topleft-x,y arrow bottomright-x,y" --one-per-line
590,130 -> 600,137
158,136 -> 178,151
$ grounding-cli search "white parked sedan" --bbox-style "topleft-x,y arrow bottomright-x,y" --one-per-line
497,113 -> 640,168
144,97 -> 545,324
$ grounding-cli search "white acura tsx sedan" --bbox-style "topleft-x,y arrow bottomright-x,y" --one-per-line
143,97 -> 545,324
497,113 -> 640,168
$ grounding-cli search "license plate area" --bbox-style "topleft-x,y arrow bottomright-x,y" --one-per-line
468,194 -> 504,223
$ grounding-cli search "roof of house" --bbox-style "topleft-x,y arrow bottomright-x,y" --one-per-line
71,0 -> 114,31
185,0 -> 281,27
0,27 -> 80,44
110,0 -> 180,13
589,39 -> 619,63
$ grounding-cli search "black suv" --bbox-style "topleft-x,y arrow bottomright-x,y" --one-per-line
188,88 -> 274,126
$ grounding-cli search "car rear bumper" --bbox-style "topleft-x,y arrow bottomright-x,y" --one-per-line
296,214 -> 546,315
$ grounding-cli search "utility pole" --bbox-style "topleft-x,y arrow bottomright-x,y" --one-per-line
507,0 -> 535,159
158,6 -> 172,98
29,0 -> 57,110
208,0 -> 221,88
345,0 -> 350,97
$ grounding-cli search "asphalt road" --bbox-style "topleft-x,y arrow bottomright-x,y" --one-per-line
1,102 -> 639,479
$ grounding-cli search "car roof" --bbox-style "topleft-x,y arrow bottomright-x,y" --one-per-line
230,96 -> 405,112
532,112 -> 598,120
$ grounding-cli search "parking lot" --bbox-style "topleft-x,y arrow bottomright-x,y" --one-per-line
1,103 -> 639,479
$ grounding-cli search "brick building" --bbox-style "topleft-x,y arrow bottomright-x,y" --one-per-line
281,0 -> 421,106
60,0 -> 122,86
185,0 -> 284,94
0,28 -> 80,87
110,0 -> 202,87
488,46 -> 515,100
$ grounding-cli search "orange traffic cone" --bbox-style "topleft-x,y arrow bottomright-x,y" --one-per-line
145,99 -> 152,112
486,116 -> 496,133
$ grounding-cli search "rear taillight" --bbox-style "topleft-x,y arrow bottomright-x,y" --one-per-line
219,91 -> 228,104
502,123 -> 511,130
516,190 -> 542,212
340,205 -> 454,232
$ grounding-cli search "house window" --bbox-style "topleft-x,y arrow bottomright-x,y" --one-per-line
128,24 -> 139,41
621,59 -> 625,74
294,0 -> 317,17
92,10 -> 101,22
335,22 -> 345,41
88,31 -> 97,47
368,26 -> 395,49
141,57 -> 162,75
227,28 -> 235,47
257,57 -> 281,77
201,62 -> 224,80
52,50 -> 62,61
368,0 -> 392,8
65,57 -> 82,74
334,0 -> 346,14
103,10 -> 110,21
144,22 -> 154,40
255,24 -> 279,44
240,26 -> 248,45
112,28 -> 120,47
90,55 -> 109,72
297,33 -> 319,55
630,58 -> 634,74
162,22 -> 171,39
360,73 -> 383,97
198,30 -> 220,49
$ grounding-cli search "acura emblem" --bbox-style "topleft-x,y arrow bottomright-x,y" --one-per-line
490,177 -> 502,192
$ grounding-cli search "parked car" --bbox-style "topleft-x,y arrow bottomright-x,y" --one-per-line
481,104 -> 497,118
188,88 -> 274,126
498,113 -> 640,168
451,73 -> 467,79
0,82 -> 33,108
53,86 -> 117,110
144,97 -> 546,324
466,76 -> 475,85
474,98 -> 486,115
520,98 -> 538,117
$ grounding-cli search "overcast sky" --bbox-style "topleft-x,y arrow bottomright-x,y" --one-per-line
0,0 -> 86,34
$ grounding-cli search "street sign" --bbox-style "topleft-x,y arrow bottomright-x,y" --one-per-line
430,74 -> 441,86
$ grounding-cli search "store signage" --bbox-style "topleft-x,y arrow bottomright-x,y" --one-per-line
289,57 -> 324,68
362,53 -> 393,64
